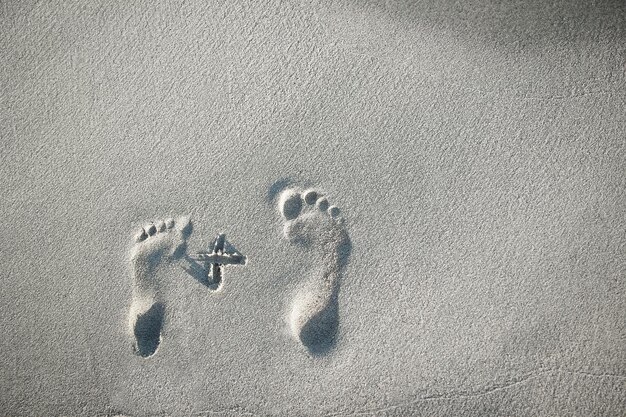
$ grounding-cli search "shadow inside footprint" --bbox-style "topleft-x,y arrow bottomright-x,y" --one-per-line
301,233 -> 351,355
336,230 -> 352,268
299,293 -> 340,356
133,302 -> 164,358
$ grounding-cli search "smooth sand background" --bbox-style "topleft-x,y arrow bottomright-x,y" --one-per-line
1,0 -> 625,415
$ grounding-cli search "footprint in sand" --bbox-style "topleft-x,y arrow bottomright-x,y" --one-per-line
128,216 -> 192,358
278,188 -> 351,355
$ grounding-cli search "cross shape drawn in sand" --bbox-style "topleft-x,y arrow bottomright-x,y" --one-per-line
190,234 -> 247,286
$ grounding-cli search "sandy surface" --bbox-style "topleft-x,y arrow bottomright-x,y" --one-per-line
1,0 -> 625,415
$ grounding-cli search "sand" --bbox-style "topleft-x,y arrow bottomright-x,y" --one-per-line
1,0 -> 625,415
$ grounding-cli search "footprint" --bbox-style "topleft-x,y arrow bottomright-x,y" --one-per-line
128,216 -> 191,358
278,188 -> 351,355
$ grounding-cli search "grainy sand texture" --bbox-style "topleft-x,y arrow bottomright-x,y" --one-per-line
1,0 -> 625,415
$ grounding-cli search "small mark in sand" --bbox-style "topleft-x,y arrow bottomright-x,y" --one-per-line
189,234 -> 247,290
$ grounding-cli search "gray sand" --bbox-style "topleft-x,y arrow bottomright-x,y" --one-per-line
1,0 -> 625,415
